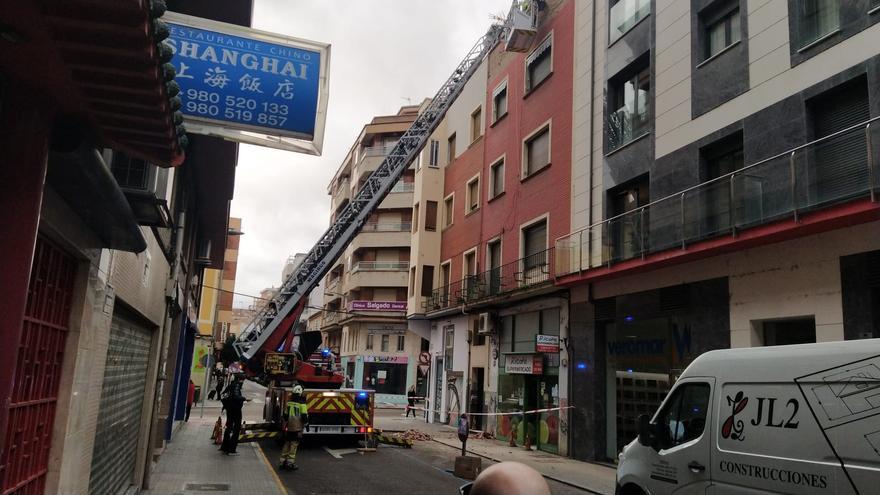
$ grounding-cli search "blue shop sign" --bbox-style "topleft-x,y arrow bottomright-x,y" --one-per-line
164,13 -> 329,154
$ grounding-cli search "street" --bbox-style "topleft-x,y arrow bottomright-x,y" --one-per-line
255,407 -> 590,495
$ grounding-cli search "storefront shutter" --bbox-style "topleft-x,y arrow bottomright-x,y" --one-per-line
88,308 -> 153,495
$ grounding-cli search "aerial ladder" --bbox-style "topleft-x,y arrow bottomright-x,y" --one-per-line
232,2 -> 544,372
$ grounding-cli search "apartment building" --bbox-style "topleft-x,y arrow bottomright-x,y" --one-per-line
320,105 -> 430,405
554,0 -> 880,462
409,0 -> 575,456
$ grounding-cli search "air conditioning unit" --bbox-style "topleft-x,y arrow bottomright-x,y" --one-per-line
505,2 -> 538,52
107,150 -> 173,227
478,312 -> 497,335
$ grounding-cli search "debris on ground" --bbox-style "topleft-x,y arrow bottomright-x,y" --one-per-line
395,429 -> 432,441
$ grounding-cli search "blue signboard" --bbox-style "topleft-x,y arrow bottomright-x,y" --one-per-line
164,13 -> 329,154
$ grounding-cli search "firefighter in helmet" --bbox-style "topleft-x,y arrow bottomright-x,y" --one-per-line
280,384 -> 308,470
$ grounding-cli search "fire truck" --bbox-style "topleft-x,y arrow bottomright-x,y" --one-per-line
259,333 -> 375,437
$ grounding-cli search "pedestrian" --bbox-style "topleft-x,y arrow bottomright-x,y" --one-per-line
280,384 -> 309,470
210,365 -> 226,400
185,379 -> 195,422
406,385 -> 417,418
220,369 -> 246,455
457,413 -> 469,456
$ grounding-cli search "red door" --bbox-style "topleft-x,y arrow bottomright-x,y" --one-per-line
0,237 -> 76,495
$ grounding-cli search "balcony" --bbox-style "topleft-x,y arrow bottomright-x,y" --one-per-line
556,118 -> 880,279
423,248 -> 554,313
332,178 -> 351,212
354,145 -> 393,182
349,226 -> 410,252
609,0 -> 650,44
345,264 -> 409,291
607,103 -> 649,152
321,309 -> 341,328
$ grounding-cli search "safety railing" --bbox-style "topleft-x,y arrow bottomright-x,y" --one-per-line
609,0 -> 650,44
556,118 -> 880,277
351,261 -> 409,272
423,248 -> 554,312
360,222 -> 412,232
390,182 -> 415,193
362,145 -> 396,158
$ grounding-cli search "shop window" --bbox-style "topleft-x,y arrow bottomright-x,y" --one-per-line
797,0 -> 839,49
492,82 -> 508,122
525,34 -> 553,92
363,362 -> 407,395
761,317 -> 816,346
397,335 -> 405,352
381,334 -> 390,352
654,382 -> 710,449
489,158 -> 505,199
701,2 -> 741,61
523,125 -> 550,178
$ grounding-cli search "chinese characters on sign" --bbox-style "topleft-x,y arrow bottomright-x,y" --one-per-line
164,13 -> 329,154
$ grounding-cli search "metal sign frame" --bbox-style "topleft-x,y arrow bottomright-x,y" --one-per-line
164,12 -> 330,156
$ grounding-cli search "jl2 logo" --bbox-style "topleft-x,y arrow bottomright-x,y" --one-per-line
721,391 -> 800,441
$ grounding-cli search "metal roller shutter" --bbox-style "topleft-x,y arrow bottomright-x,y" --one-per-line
88,307 -> 153,495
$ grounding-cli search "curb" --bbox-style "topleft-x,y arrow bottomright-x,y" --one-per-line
428,437 -> 610,495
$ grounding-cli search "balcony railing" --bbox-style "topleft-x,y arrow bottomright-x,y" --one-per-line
609,0 -> 650,44
351,261 -> 409,272
423,248 -> 554,313
362,145 -> 395,159
556,118 -> 880,277
607,103 -> 649,151
322,310 -> 341,326
390,182 -> 415,193
360,222 -> 412,232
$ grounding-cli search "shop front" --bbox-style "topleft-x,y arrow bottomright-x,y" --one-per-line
495,307 -> 562,454
362,355 -> 409,396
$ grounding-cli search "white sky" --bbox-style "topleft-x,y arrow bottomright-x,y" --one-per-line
230,0 -> 512,307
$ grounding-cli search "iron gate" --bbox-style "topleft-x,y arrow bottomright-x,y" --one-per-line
0,237 -> 77,495
88,307 -> 153,495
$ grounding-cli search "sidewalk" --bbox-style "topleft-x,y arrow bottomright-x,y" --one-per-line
375,413 -> 616,495
144,383 -> 285,494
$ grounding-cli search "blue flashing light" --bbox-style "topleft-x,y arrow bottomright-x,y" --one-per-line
321,348 -> 331,356
624,315 -> 635,322
627,368 -> 634,373
357,392 -> 368,398
576,362 -> 587,370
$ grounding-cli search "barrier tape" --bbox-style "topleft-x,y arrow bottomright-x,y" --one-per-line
382,402 -> 575,417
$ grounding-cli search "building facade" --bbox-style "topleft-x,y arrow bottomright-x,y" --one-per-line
320,105 -> 430,405
555,0 -> 880,462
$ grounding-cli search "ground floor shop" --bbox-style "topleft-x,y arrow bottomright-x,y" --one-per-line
568,221 -> 880,462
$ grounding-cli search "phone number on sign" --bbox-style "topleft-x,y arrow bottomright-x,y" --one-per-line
184,90 -> 289,126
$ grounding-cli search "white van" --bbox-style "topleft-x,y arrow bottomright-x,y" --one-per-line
615,339 -> 880,494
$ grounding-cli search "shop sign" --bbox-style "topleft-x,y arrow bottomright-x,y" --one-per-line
351,300 -> 407,312
364,355 -> 409,364
505,354 -> 543,375
164,13 -> 329,155
536,335 -> 560,353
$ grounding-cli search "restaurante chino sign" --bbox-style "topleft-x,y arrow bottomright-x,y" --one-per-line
350,300 -> 407,312
164,12 -> 330,155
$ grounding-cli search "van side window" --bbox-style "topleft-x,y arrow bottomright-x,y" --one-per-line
655,383 -> 710,449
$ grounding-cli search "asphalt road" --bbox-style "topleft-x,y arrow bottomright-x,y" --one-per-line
258,432 -> 588,495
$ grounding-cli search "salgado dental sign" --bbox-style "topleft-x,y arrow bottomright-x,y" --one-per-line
164,12 -> 330,155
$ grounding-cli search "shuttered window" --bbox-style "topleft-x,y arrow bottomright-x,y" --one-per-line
524,126 -> 550,177
526,35 -> 553,92
425,200 -> 438,231
523,220 -> 548,269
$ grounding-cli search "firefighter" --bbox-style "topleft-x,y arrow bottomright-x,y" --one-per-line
280,384 -> 309,470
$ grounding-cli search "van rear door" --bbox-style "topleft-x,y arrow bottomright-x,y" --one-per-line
643,378 -> 714,494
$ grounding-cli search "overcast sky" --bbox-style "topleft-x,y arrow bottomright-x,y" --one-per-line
229,0 -> 512,307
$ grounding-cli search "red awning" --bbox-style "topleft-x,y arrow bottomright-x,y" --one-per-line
0,0 -> 185,166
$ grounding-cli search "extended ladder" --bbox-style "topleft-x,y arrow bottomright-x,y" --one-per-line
234,24 -> 507,362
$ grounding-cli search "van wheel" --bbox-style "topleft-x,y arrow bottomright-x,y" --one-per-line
619,483 -> 646,495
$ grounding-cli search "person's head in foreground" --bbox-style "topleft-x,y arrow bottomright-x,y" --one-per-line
469,461 -> 550,495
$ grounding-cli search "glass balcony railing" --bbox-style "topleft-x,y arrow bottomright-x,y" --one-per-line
607,104 -> 649,151
609,0 -> 651,44
556,117 -> 880,277
423,248 -> 554,313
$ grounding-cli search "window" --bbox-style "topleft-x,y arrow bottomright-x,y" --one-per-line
703,5 -> 740,60
421,265 -> 434,298
798,0 -> 839,48
409,266 -> 416,296
489,158 -> 505,198
761,317 -> 816,346
443,194 -> 454,228
487,239 -> 502,295
471,107 -> 482,143
522,219 -> 547,269
609,175 -> 649,260
397,335 -> 405,352
700,133 -> 743,236
444,325 -> 454,371
609,0 -> 651,44
440,262 -> 451,304
412,203 -> 419,233
425,200 -> 438,231
466,176 -> 480,213
429,140 -> 440,167
362,362 -> 407,395
654,383 -> 710,449
381,334 -> 390,352
526,35 -> 553,92
524,125 -> 550,177
447,133 -> 456,165
492,83 -> 508,122
366,333 -> 374,350
608,62 -> 650,151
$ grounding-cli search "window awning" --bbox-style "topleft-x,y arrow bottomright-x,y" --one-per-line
0,0 -> 186,167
